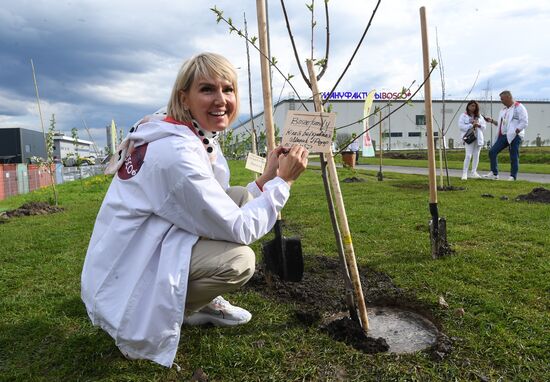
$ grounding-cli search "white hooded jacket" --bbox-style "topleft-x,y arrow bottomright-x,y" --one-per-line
81,119 -> 290,367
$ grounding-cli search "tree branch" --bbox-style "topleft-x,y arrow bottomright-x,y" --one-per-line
442,70 -> 480,134
211,6 -> 309,111
315,0 -> 330,81
322,0 -> 382,105
280,0 -> 311,88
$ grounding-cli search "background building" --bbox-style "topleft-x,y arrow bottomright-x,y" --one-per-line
52,133 -> 93,161
0,128 -> 46,164
106,120 -> 118,155
232,98 -> 550,151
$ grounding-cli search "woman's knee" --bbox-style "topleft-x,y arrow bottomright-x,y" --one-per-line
224,245 -> 256,283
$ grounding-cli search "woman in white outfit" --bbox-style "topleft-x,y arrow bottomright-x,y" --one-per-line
458,100 -> 486,180
80,52 -> 308,367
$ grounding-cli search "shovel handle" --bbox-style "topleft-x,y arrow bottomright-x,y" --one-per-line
420,6 -> 437,204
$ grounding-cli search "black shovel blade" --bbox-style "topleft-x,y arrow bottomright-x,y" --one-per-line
429,217 -> 450,259
262,235 -> 304,282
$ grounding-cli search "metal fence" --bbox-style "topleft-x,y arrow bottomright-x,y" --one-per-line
0,163 -> 106,201
61,165 -> 106,182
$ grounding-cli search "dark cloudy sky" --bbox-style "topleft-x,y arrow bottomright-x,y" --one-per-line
1,0 -> 549,150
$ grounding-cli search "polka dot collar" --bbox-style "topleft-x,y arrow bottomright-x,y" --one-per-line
162,116 -> 218,162
191,120 -> 218,155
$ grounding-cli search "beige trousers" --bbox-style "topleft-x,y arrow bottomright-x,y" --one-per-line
185,186 -> 256,312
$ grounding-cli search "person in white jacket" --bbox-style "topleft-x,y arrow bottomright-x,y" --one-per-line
483,90 -> 528,180
458,100 -> 486,180
80,52 -> 308,367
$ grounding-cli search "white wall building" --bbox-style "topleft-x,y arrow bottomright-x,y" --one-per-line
52,134 -> 94,160
232,97 -> 550,151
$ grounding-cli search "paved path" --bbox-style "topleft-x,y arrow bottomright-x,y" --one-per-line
310,162 -> 550,184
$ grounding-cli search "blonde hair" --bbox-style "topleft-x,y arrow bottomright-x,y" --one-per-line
167,52 -> 240,124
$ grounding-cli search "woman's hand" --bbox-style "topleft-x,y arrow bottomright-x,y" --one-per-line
278,145 -> 309,186
256,146 -> 286,189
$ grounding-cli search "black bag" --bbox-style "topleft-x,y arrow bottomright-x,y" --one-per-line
463,127 -> 476,144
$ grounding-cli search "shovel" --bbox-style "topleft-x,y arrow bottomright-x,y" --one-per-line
420,7 -> 450,258
257,0 -> 304,281
262,219 -> 304,282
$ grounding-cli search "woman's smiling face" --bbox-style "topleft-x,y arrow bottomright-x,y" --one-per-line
181,76 -> 237,132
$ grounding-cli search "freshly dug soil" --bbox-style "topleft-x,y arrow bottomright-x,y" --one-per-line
247,255 -> 451,358
342,177 -> 366,183
516,187 -> 550,203
0,202 -> 63,221
324,316 -> 389,353
438,185 -> 465,191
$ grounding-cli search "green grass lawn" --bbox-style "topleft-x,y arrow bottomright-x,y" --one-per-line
1,165 -> 549,381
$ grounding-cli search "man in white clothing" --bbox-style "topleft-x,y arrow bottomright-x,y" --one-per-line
484,90 -> 528,181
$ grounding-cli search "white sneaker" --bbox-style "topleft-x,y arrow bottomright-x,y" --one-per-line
483,172 -> 499,180
470,172 -> 481,179
184,296 -> 252,327
507,176 -> 516,181
461,174 -> 467,180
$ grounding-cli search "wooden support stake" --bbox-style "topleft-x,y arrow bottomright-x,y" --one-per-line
256,0 -> 275,152
307,60 -> 369,332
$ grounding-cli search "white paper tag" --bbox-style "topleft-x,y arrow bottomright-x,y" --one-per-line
281,110 -> 336,153
245,152 -> 267,174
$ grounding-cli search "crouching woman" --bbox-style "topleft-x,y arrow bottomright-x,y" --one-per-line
81,52 -> 308,367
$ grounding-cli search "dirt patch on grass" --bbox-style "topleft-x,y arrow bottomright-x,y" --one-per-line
247,255 -> 451,359
516,187 -> 550,203
438,186 -> 466,191
342,177 -> 366,183
0,202 -> 63,222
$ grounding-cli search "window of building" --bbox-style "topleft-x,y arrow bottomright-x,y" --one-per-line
416,115 -> 426,125
408,132 -> 422,137
390,132 -> 403,137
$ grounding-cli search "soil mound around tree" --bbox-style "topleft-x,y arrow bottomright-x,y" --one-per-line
0,202 -> 63,222
515,187 -> 550,203
247,255 -> 451,358
323,315 -> 389,353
